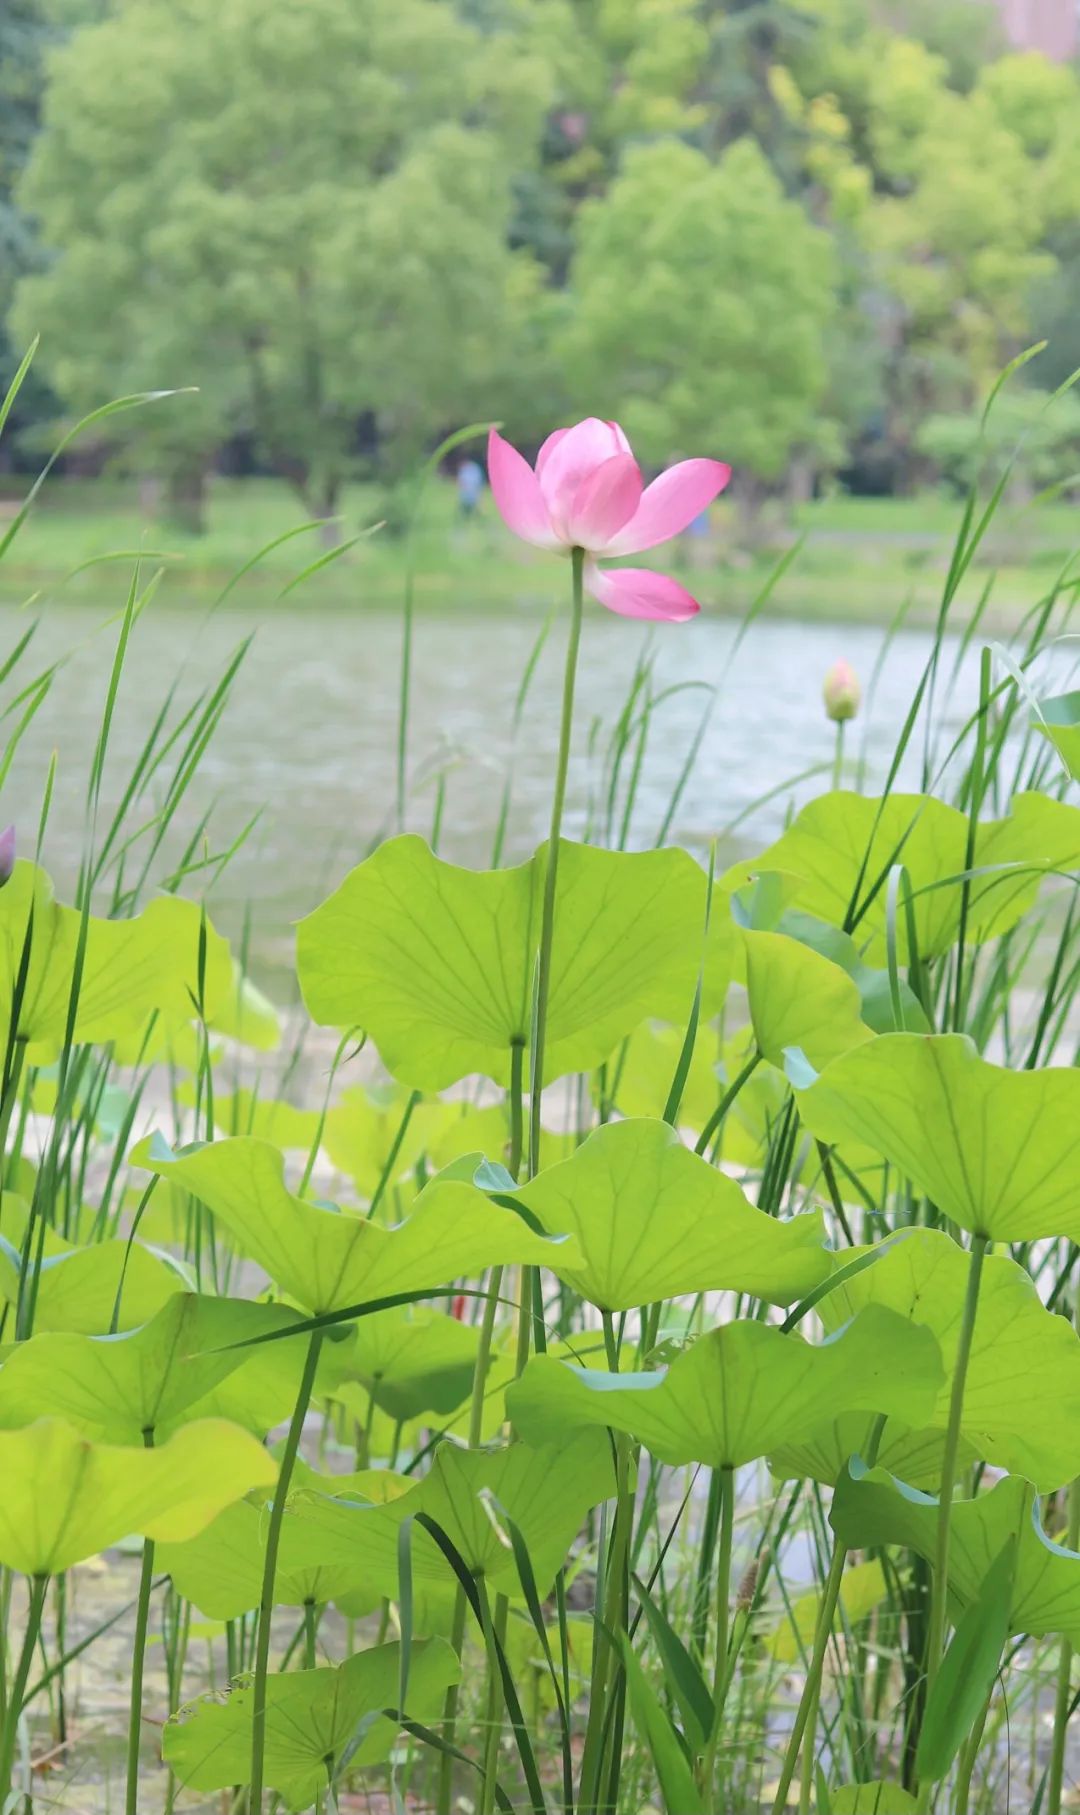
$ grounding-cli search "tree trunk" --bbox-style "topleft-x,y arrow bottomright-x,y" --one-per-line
316,478 -> 343,548
164,460 -> 208,536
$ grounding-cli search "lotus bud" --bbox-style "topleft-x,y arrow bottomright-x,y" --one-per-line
0,827 -> 14,889
823,660 -> 860,723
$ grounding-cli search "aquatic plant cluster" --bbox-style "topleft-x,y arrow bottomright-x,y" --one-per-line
7,408 -> 1080,1815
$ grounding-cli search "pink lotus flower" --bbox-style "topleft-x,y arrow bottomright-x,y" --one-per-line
487,419 -> 731,622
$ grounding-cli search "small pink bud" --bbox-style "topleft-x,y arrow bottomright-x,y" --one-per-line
0,827 -> 14,889
824,660 -> 860,723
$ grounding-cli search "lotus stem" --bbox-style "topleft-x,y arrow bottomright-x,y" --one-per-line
579,1308 -> 633,1814
527,543 -> 585,1179
0,1573 -> 48,1808
769,1540 -> 846,1815
249,1326 -> 323,1813
125,1427 -> 157,1815
924,1232 -> 988,1688
516,546 -> 584,1382
953,1686 -> 992,1815
702,1464 -> 735,1809
436,1588 -> 470,1815
1047,1477 -> 1080,1815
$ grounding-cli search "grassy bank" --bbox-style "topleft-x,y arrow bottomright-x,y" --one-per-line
4,475 -> 1080,626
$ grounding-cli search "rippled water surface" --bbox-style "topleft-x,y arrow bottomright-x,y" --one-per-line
6,598 -> 983,982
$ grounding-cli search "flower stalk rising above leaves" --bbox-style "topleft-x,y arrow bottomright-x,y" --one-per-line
487,418 -> 730,620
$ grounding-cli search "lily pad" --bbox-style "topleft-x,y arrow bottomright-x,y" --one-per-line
0,861 -> 233,1059
160,1485 -> 404,1619
292,1432 -> 614,1602
0,1204 -> 185,1333
804,1228 -> 1080,1490
133,1134 -> 581,1316
724,791 -> 1080,962
742,928 -> 874,1070
768,1558 -> 888,1662
329,1305 -> 479,1422
506,1306 -> 943,1469
0,1294 -> 309,1442
831,1463 -> 1080,1646
511,1117 -> 830,1310
0,1417 -> 276,1574
795,1033 -> 1080,1243
832,1789 -> 917,1814
163,1638 -> 458,1810
297,835 -> 719,1088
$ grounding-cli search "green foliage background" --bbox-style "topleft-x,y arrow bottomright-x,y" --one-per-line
8,0 -> 1080,512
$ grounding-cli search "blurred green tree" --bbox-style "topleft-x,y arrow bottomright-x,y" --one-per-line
0,0 -> 60,462
561,136 -> 839,525
915,389 -> 1080,498
14,0 -> 554,526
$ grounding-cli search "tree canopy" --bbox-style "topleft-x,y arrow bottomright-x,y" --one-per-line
7,0 -> 1080,508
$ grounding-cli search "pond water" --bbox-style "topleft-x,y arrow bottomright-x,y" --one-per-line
4,596 -> 983,985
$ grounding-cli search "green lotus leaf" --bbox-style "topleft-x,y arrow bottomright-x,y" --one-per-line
795,1033 -> 1080,1243
832,1788 -> 917,1814
770,1411 -> 974,1493
160,1482 -> 409,1619
323,1084 -> 443,1196
767,1557 -> 887,1663
207,970 -> 281,1050
747,909 -> 930,1036
433,1332 -> 610,1450
293,1433 -> 614,1601
510,1117 -> 829,1310
0,1417 -> 276,1575
133,1134 -> 581,1316
0,861 -> 233,1059
830,1465 -> 1080,1646
321,1380 -> 423,1466
322,1095 -> 515,1201
206,1087 -> 323,1149
0,1294 -> 308,1442
723,791 -> 1080,962
700,1032 -> 886,1193
611,1023 -> 723,1133
0,1201 -> 185,1333
506,1306 -> 943,1470
741,927 -> 874,1069
163,1638 -> 458,1810
1038,690 -> 1080,781
296,835 -> 718,1088
809,1228 -> 1080,1490
330,1305 -> 479,1421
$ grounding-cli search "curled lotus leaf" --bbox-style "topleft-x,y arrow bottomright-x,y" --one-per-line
831,1463 -> 1080,1646
795,1033 -> 1080,1243
324,1304 -> 479,1422
297,834 -> 728,1089
510,1116 -> 830,1310
799,1227 -> 1080,1491
0,1294 -> 309,1442
741,927 -> 874,1070
723,790 -> 1080,963
133,1133 -> 582,1316
163,1638 -> 458,1810
289,1432 -> 615,1603
0,861 -> 233,1059
0,1417 -> 275,1575
0,1198 -> 185,1334
507,1305 -> 943,1470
